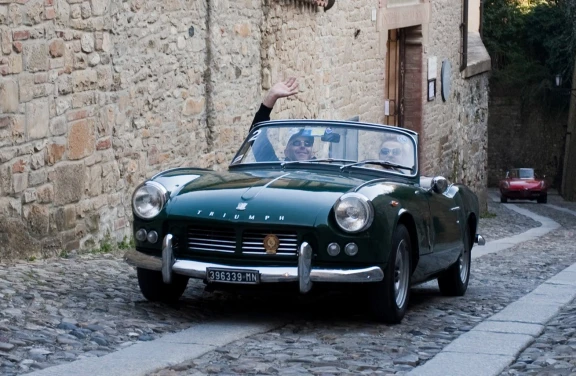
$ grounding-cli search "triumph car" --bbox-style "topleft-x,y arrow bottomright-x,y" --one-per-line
499,168 -> 548,204
125,120 -> 485,323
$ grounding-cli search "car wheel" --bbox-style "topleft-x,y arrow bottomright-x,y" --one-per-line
537,195 -> 547,204
371,224 -> 411,324
500,195 -> 507,203
437,228 -> 471,296
136,267 -> 189,303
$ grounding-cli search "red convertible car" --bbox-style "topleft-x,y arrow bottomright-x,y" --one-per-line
499,168 -> 548,203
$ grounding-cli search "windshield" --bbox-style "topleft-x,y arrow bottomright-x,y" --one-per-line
231,123 -> 417,176
511,168 -> 535,179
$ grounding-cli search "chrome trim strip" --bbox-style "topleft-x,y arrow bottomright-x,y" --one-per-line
124,249 -> 384,284
162,234 -> 174,284
298,242 -> 313,293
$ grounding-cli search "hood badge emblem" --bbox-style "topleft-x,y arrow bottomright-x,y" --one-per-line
263,234 -> 280,254
236,202 -> 248,211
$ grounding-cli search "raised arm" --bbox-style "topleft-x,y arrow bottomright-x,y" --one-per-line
250,77 -> 299,131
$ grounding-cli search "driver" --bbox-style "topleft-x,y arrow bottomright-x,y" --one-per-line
249,77 -> 316,162
283,130 -> 315,161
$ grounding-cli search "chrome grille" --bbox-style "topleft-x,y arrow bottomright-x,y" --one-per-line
242,230 -> 298,256
187,227 -> 236,253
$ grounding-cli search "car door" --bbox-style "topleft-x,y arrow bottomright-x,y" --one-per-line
426,188 -> 462,266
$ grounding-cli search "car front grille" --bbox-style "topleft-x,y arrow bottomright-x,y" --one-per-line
242,230 -> 298,256
184,226 -> 298,257
187,227 -> 236,253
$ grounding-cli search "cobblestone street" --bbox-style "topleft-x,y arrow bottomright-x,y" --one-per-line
1,190 -> 575,376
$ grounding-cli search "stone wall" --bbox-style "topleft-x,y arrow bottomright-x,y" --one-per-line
487,89 -> 567,188
420,0 -> 489,208
0,0 -> 489,260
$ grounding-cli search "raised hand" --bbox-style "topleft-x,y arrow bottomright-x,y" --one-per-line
263,77 -> 299,108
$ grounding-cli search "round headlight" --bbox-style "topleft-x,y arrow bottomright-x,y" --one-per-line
132,182 -> 168,219
333,193 -> 374,233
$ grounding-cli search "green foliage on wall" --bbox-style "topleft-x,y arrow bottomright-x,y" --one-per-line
483,0 -> 576,109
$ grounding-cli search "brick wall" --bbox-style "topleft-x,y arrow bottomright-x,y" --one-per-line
0,0 -> 489,260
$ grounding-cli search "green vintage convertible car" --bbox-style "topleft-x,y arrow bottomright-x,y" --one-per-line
125,120 -> 485,323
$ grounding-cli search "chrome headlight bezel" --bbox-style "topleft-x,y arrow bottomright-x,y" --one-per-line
333,192 -> 374,233
132,181 -> 168,220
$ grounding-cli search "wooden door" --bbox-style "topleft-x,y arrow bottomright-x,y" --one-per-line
385,29 -> 406,127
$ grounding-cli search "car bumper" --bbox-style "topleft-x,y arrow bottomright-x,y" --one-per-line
124,234 -> 385,294
501,190 -> 545,199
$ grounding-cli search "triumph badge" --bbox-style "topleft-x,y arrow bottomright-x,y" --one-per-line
263,234 -> 280,254
236,202 -> 248,211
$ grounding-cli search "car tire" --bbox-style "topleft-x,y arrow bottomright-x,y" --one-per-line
437,228 -> 471,296
137,267 -> 189,303
500,195 -> 507,203
537,195 -> 547,204
371,224 -> 412,324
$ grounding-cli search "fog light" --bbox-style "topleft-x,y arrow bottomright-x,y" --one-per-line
344,243 -> 358,256
327,242 -> 340,256
135,229 -> 147,242
147,230 -> 159,244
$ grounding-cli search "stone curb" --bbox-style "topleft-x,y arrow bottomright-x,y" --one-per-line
407,264 -> 576,376
26,317 -> 284,376
408,195 -> 575,376
471,193 -> 560,259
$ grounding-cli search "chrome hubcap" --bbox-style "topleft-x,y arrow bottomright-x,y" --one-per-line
394,239 -> 410,308
459,245 -> 470,282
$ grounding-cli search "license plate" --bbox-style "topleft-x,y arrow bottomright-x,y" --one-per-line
206,268 -> 260,284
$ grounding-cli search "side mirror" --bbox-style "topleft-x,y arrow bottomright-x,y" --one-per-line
431,176 -> 449,194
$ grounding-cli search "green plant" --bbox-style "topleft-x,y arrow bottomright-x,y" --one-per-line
91,233 -> 114,254
117,236 -> 135,250
483,0 -> 575,110
481,211 -> 498,219
59,250 -> 69,258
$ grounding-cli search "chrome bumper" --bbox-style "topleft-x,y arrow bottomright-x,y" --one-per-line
125,234 -> 384,294
475,234 -> 486,246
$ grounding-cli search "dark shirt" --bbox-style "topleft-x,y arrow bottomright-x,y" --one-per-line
249,104 -> 279,161
250,103 -> 273,131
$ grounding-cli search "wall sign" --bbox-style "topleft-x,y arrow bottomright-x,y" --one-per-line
428,56 -> 437,80
441,60 -> 451,102
427,79 -> 436,101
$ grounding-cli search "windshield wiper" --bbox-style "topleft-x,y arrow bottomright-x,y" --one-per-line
281,158 -> 357,167
339,159 -> 412,172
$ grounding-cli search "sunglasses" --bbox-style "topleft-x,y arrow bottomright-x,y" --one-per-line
380,147 -> 402,156
291,140 -> 313,147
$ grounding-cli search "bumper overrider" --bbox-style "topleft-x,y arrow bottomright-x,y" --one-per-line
124,234 -> 385,294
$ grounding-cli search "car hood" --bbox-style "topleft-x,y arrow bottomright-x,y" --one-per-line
155,169 -> 367,226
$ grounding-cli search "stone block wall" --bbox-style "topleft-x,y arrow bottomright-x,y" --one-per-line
420,0 -> 489,209
0,0 -> 489,260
